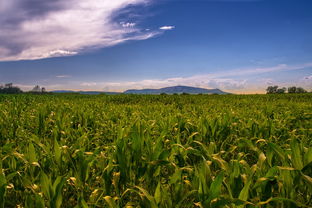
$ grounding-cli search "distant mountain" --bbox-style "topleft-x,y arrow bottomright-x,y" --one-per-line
124,86 -> 229,94
52,90 -> 75,93
51,90 -> 120,95
51,86 -> 229,95
79,91 -> 120,95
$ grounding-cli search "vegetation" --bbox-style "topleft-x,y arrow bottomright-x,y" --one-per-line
0,83 -> 49,95
288,86 -> 307,94
266,86 -> 308,94
0,94 -> 311,208
0,83 -> 23,94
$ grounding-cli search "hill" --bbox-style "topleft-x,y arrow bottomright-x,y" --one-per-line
51,90 -> 120,95
51,86 -> 229,95
124,85 -> 228,94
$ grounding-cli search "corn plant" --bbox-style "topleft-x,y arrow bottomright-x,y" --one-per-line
0,93 -> 311,207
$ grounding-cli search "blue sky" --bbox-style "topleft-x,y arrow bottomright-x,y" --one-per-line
0,0 -> 311,93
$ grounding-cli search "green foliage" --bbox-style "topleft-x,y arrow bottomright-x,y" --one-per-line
288,86 -> 307,93
0,93 -> 311,207
266,86 -> 286,94
267,85 -> 308,94
0,86 -> 23,94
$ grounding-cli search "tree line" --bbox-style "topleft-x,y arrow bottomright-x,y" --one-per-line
1,83 -> 310,95
266,86 -> 308,94
0,83 -> 23,94
0,83 -> 47,94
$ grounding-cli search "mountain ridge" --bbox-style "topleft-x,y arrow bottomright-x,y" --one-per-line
51,90 -> 120,95
124,85 -> 228,94
52,86 -> 229,95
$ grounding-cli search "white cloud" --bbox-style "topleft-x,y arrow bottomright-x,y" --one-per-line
56,75 -> 71,78
94,76 -> 246,92
262,78 -> 275,86
49,50 -> 78,58
159,26 -> 175,30
214,62 -> 312,78
81,82 -> 98,87
13,62 -> 312,93
0,0 -> 157,61
304,75 -> 312,80
302,75 -> 312,89
121,22 -> 136,28
77,62 -> 312,92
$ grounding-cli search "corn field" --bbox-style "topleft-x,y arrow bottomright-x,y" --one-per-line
0,94 -> 311,208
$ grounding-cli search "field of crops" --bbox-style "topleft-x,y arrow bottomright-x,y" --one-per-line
0,94 -> 311,208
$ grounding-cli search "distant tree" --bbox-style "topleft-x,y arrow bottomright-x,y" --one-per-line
266,86 -> 279,94
288,86 -> 297,93
287,86 -> 307,93
182,92 -> 189,95
0,83 -> 23,94
276,87 -> 286,94
5,83 -> 13,88
160,92 -> 167,95
296,87 -> 307,93
266,86 -> 287,94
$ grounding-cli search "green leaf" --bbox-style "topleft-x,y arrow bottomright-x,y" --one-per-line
290,139 -> 303,170
54,138 -> 61,166
154,182 -> 162,204
51,177 -> 65,208
209,171 -> 224,201
0,172 -> 6,208
135,186 -> 158,208
79,197 -> 89,208
304,147 -> 312,165
40,171 -> 51,199
28,142 -> 37,163
238,177 -> 252,201
169,169 -> 181,184
268,142 -> 285,161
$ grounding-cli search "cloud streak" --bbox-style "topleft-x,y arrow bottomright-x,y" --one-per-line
11,62 -> 312,93
74,62 -> 312,92
212,62 -> 312,78
304,75 -> 312,80
56,75 -> 71,78
159,26 -> 175,30
0,0 -> 158,61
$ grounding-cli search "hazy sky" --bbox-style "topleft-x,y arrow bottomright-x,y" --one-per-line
0,0 -> 311,93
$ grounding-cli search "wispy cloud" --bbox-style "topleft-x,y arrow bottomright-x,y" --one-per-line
92,77 -> 246,92
302,75 -> 312,89
0,0 -> 158,61
14,62 -> 312,93
120,22 -> 136,28
81,82 -> 98,87
86,62 -> 312,92
304,75 -> 312,80
159,26 -> 175,30
56,75 -> 71,78
213,62 -> 312,78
